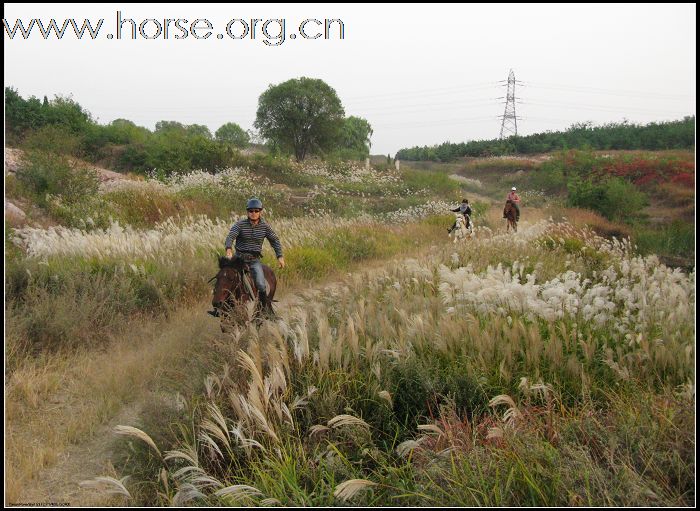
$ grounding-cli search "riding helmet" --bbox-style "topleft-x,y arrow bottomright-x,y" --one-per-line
246,198 -> 263,210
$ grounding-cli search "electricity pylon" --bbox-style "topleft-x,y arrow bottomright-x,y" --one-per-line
499,69 -> 522,139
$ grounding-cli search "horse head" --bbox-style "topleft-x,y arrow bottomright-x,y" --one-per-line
212,256 -> 247,311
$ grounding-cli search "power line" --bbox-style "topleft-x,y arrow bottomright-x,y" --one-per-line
342,81 -> 498,102
375,115 -> 497,130
520,99 -> 690,116
523,81 -> 695,101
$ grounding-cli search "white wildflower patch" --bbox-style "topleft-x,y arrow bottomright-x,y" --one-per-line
103,167 -> 268,196
448,174 -> 483,188
293,161 -> 401,185
11,199 -> 454,262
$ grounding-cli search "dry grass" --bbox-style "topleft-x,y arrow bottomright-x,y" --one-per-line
550,207 -> 632,239
5,306 -> 218,505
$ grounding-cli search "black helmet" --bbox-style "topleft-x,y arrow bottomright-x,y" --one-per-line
246,198 -> 263,210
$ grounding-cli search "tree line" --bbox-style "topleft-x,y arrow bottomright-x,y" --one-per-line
4,78 -> 373,175
396,117 -> 695,162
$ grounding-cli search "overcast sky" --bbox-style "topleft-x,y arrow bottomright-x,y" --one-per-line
4,3 -> 696,155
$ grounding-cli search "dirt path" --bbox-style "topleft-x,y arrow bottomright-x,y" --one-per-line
14,401 -> 143,507
9,205 -> 539,506
8,241 -> 452,506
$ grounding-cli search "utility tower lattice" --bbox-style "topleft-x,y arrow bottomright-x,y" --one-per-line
499,69 -> 522,139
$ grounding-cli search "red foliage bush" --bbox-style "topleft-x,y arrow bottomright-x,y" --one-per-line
593,157 -> 695,188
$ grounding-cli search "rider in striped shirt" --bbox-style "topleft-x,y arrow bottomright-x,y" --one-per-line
225,198 -> 285,314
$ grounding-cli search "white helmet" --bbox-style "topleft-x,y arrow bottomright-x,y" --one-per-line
511,187 -> 517,191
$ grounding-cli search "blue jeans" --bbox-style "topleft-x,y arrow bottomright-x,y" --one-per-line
247,258 -> 267,294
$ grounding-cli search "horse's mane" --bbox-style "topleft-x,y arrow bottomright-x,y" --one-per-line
219,256 -> 245,269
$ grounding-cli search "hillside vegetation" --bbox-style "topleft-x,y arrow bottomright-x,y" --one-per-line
4,88 -> 695,507
397,117 -> 695,161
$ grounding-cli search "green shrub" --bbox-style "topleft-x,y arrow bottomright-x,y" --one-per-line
15,151 -> 99,205
633,221 -> 695,259
567,176 -> 647,222
326,228 -> 381,264
21,125 -> 82,156
281,246 -> 337,280
402,169 -> 460,195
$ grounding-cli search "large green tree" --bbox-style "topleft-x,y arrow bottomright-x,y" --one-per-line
215,122 -> 250,148
337,116 -> 373,160
254,77 -> 345,162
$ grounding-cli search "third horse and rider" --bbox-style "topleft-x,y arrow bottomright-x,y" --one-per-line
505,186 -> 521,223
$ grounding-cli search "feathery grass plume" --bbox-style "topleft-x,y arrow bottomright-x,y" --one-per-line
396,438 -> 425,457
327,414 -> 371,430
261,497 -> 283,506
201,402 -> 231,448
346,315 -> 360,360
214,484 -> 263,500
488,394 -> 522,425
238,350 -> 266,406
486,427 -> 504,440
191,473 -> 225,490
247,401 -> 280,443
417,424 -> 445,436
315,310 -> 332,370
334,479 -> 378,502
529,382 -> 554,402
79,475 -> 132,498
293,322 -> 310,363
114,425 -> 161,457
518,377 -> 531,398
268,363 -> 288,397
164,445 -> 199,467
291,385 -> 317,411
198,431 -> 225,461
378,390 -> 392,407
309,424 -> 330,437
172,464 -> 206,481
160,468 -> 170,494
230,421 -> 266,452
204,374 -> 221,400
172,482 -> 207,506
279,401 -> 294,426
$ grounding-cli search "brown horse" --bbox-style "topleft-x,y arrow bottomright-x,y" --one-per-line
210,256 -> 277,327
504,200 -> 518,233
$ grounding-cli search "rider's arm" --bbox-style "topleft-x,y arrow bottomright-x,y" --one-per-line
225,223 -> 241,257
265,225 -> 285,267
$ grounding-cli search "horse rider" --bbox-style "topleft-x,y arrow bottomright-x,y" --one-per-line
505,187 -> 521,222
448,199 -> 472,233
224,198 -> 286,316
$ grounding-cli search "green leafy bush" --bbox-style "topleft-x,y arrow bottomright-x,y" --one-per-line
567,176 -> 647,222
16,151 -> 99,205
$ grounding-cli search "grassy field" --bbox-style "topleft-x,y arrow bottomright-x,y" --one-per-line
4,151 -> 695,506
82,212 -> 694,507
